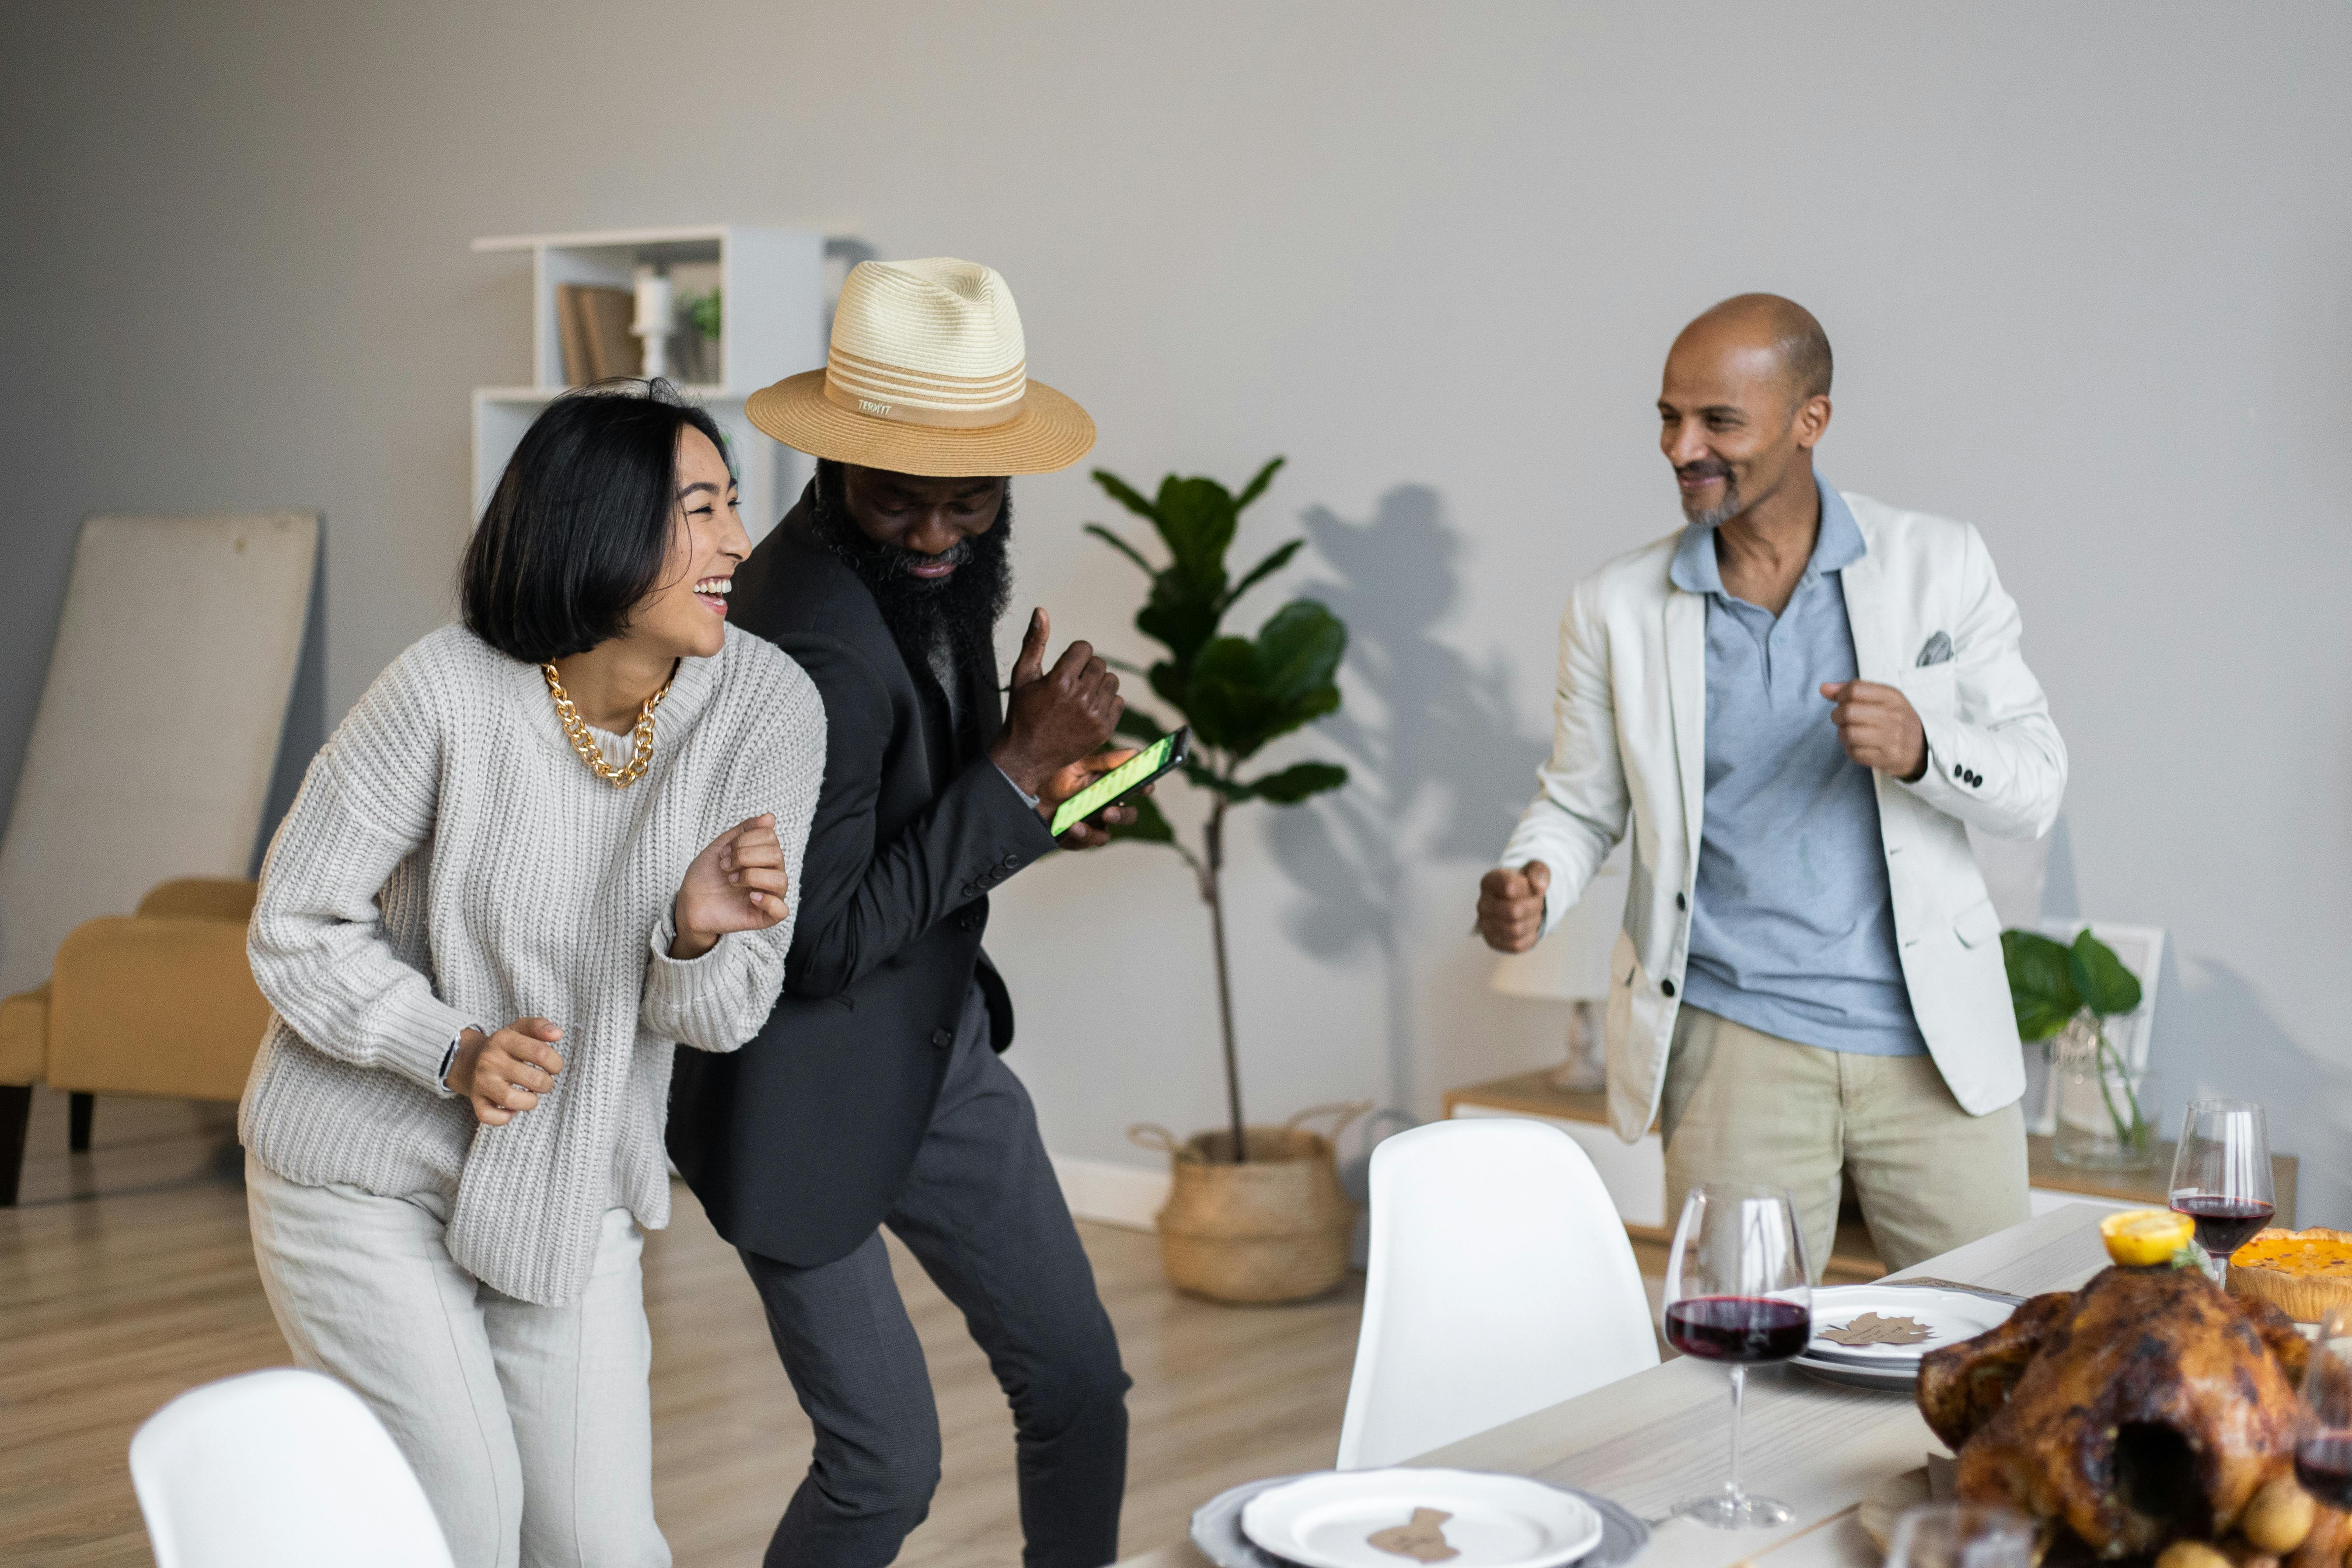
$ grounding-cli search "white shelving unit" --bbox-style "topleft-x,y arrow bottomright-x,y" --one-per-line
469,225 -> 827,539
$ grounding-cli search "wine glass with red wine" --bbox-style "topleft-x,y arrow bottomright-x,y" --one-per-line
2294,1307 -> 2352,1511
1662,1182 -> 1812,1530
2169,1099 -> 2274,1284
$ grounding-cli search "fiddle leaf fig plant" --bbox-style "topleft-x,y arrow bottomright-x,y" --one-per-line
2003,927 -> 2149,1152
1085,458 -> 1348,1161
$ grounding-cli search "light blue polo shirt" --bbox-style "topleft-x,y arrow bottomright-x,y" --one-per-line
1668,480 -> 1926,1057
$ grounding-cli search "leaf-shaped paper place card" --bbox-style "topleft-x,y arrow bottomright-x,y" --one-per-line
1369,1507 -> 1461,1562
1821,1311 -> 1933,1347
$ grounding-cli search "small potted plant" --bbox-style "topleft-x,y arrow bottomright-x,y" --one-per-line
2002,927 -> 2151,1169
1086,458 -> 1364,1303
675,289 -> 722,384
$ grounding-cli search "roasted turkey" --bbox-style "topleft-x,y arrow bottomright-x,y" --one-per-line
1916,1266 -> 2314,1559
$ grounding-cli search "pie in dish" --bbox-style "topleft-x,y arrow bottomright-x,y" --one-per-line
2228,1228 -> 2352,1324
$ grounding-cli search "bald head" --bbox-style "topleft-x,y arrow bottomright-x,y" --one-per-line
1677,294 -> 1833,404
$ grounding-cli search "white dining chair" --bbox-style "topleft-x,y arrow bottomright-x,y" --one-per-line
129,1367 -> 454,1568
1335,1117 -> 1660,1470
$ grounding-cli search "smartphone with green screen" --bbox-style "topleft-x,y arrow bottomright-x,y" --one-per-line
1048,727 -> 1190,837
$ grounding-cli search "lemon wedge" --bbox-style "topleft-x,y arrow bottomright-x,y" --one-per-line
2101,1208 -> 2195,1267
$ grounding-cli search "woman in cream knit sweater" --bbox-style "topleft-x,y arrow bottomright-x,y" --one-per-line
240,386 -> 822,1568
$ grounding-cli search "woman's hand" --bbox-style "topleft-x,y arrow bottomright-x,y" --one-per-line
446,1019 -> 565,1126
671,813 -> 789,959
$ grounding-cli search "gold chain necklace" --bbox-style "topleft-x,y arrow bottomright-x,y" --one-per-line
541,662 -> 673,788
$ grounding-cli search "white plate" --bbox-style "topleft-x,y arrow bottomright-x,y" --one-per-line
1802,1341 -> 1926,1369
1240,1468 -> 1605,1568
1804,1285 -> 2011,1365
1790,1352 -> 1921,1393
1193,1474 -> 1650,1568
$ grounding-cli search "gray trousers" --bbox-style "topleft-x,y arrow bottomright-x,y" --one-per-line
739,985 -> 1131,1568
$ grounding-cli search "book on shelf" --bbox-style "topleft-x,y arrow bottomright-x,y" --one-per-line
556,285 -> 594,388
556,284 -> 641,384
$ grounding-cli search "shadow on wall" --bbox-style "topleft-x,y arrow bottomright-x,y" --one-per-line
2019,814 -> 2344,1223
2165,957 -> 2352,1227
1267,484 -> 1549,1133
2039,815 -> 2081,922
251,530 -> 329,875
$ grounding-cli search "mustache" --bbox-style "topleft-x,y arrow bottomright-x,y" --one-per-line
1676,458 -> 1734,484
890,537 -> 974,576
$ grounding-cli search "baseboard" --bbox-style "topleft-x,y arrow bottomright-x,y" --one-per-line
1051,1154 -> 1168,1232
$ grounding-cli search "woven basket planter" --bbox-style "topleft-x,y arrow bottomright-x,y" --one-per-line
1129,1103 -> 1368,1304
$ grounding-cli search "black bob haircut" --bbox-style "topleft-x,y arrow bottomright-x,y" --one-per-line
461,381 -> 731,664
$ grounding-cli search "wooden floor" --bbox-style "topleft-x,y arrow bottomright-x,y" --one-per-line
0,1089 -> 1370,1566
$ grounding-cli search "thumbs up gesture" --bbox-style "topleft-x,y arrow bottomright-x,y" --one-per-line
1476,860 -> 1552,953
988,607 -> 1125,801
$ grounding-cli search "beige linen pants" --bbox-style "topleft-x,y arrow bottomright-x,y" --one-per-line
244,1154 -> 669,1568
1659,1006 -> 2029,1279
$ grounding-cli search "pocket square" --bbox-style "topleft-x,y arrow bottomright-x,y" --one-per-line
1916,631 -> 1954,667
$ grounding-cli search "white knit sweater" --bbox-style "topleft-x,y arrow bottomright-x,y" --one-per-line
239,624 -> 824,1305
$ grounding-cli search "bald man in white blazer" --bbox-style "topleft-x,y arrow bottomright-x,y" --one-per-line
1479,296 -> 2066,1275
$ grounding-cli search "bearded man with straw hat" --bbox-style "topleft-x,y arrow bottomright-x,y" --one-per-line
668,257 -> 1136,1568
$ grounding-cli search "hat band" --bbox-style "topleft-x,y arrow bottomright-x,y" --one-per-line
822,353 -> 1028,430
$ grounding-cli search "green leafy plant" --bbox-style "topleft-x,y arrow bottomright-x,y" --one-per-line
1087,458 -> 1348,1162
683,289 -> 722,339
2002,927 -> 2148,1152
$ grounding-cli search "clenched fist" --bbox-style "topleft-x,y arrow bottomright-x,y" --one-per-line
1477,860 -> 1552,953
1820,681 -> 1928,781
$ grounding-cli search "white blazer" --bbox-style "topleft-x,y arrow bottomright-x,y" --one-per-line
1500,490 -> 2066,1142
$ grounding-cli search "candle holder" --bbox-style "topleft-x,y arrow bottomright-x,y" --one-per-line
632,265 -> 674,381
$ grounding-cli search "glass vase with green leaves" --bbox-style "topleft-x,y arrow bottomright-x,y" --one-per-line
2002,927 -> 2152,1169
1085,457 -> 1348,1163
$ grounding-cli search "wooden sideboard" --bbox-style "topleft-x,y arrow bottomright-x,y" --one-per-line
1444,1069 -> 2298,1280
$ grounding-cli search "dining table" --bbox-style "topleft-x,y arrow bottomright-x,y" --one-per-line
1118,1200 -> 2121,1568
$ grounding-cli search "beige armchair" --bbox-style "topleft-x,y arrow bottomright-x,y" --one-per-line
0,877 -> 267,1203
0,509 -> 317,1204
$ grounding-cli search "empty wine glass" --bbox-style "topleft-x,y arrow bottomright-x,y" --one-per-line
2169,1099 -> 2274,1285
1882,1502 -> 2035,1568
2294,1306 -> 2352,1511
1662,1182 -> 1812,1529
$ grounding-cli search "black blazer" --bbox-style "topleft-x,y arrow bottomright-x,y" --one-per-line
667,488 -> 1059,1267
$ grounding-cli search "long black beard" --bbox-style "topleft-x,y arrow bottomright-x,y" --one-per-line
806,460 -> 1015,681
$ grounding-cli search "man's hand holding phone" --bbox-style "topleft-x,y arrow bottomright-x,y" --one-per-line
1041,748 -> 1148,848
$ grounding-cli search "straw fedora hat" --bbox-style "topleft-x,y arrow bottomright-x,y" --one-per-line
745,257 -> 1095,477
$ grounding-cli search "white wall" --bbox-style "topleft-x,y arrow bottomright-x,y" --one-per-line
4,2 -> 2347,1218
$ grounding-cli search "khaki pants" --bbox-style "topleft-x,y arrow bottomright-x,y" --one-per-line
1660,1006 -> 2029,1280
